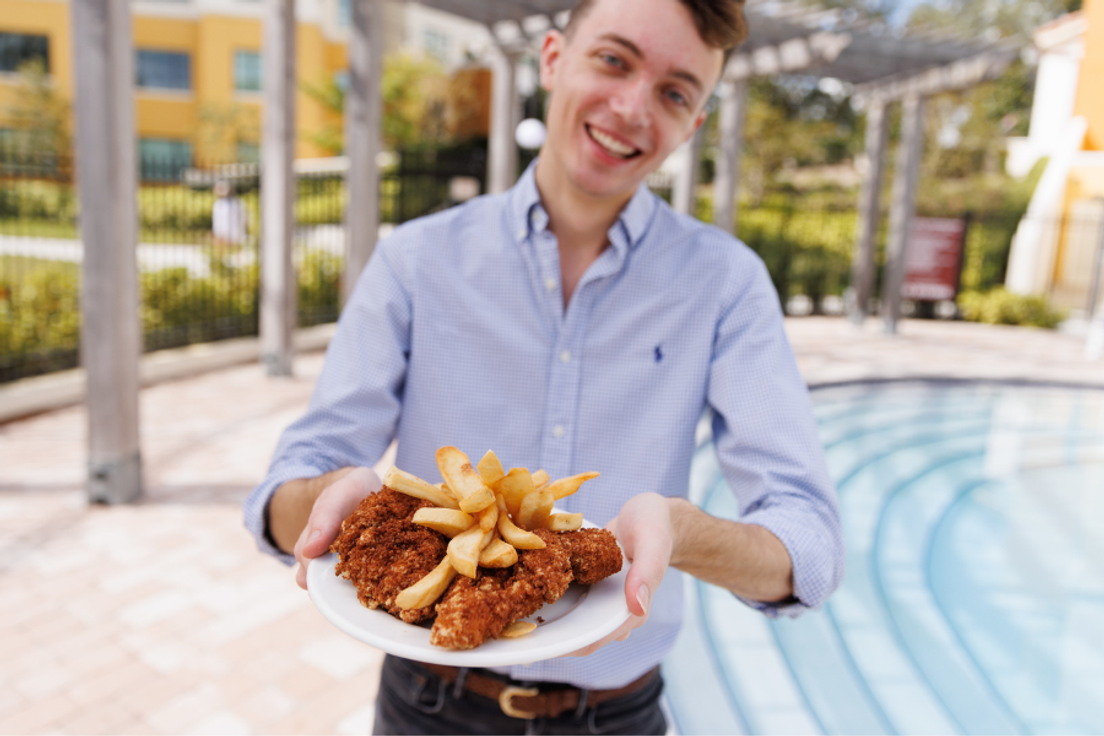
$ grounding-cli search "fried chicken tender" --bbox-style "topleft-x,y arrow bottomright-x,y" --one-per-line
430,529 -> 572,649
331,487 -> 446,623
557,528 -> 624,585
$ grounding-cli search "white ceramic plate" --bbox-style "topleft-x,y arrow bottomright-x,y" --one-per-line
306,525 -> 630,667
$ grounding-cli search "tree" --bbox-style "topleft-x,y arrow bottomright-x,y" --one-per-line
301,51 -> 450,155
2,60 -> 71,160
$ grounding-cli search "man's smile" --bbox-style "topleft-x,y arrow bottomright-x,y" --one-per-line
585,124 -> 643,160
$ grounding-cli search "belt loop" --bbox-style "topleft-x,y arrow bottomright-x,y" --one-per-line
452,667 -> 470,700
573,688 -> 590,720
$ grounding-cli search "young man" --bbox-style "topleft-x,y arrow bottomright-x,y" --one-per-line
244,0 -> 844,732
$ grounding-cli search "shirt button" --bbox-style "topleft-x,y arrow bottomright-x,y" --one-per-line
552,425 -> 565,438
559,350 -> 571,364
517,229 -> 527,240
545,278 -> 557,292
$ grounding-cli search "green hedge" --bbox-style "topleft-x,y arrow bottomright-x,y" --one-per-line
1,248 -> 344,382
958,288 -> 1066,329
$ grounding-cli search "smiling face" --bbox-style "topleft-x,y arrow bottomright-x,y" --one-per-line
537,0 -> 726,205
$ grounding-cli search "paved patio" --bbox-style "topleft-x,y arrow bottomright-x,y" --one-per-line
0,317 -> 1100,735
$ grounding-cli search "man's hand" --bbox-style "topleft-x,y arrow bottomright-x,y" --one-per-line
566,493 -> 674,657
289,467 -> 382,589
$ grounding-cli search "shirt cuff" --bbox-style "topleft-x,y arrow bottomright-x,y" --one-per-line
734,505 -> 843,619
242,461 -> 340,566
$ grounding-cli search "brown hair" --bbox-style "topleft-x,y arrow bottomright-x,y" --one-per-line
564,0 -> 748,58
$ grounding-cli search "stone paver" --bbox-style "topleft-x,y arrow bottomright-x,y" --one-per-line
0,317 -> 1100,735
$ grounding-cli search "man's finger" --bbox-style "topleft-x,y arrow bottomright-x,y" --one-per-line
301,467 -> 380,558
620,522 -> 671,618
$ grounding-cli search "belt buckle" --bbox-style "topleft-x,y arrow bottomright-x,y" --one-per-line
498,685 -> 540,719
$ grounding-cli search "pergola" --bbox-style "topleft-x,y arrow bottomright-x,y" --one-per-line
71,0 -> 1019,502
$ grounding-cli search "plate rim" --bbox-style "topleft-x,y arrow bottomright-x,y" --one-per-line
306,526 -> 631,667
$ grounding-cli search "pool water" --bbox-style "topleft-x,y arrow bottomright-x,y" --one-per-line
664,382 -> 1104,735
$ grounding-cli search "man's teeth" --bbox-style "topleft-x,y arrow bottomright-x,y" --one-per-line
589,127 -> 636,158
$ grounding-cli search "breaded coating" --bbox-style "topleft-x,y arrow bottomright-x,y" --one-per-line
331,487 -> 447,623
557,528 -> 624,585
430,529 -> 572,649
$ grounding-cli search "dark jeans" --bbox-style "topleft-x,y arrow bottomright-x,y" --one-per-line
372,655 -> 667,735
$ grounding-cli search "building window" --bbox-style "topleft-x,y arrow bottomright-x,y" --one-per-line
139,138 -> 192,180
423,29 -> 448,64
0,32 -> 49,74
234,50 -> 262,92
136,50 -> 191,90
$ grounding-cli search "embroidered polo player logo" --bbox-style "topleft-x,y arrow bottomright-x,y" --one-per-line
655,345 -> 664,363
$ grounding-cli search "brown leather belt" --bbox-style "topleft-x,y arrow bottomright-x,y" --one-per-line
418,663 -> 660,720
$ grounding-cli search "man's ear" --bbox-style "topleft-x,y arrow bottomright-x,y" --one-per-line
539,29 -> 565,92
683,108 -> 709,142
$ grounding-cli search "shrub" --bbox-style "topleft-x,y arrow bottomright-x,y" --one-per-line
957,288 -> 1066,329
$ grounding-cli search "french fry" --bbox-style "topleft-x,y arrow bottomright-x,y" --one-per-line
478,537 -> 518,567
476,450 -> 506,489
497,508 -> 546,549
412,508 -> 475,537
436,447 -> 496,513
447,524 -> 493,578
395,557 -> 457,610
544,472 -> 600,500
498,468 -> 535,518
384,466 -> 460,510
500,620 -> 537,638
545,512 -> 584,532
531,469 -> 550,488
477,502 -> 499,533
516,488 -> 554,531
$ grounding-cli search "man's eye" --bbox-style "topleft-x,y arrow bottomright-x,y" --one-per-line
666,89 -> 688,107
600,53 -> 624,68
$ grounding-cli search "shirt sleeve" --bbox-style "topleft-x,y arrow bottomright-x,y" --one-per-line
706,254 -> 845,617
242,230 -> 415,563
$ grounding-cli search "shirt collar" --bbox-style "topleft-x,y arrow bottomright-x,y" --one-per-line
508,159 -> 657,250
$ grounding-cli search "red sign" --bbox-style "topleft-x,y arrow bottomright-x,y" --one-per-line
902,217 -> 967,301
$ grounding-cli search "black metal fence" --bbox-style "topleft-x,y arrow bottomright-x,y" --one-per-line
0,144 -> 488,383
3,141 -> 1077,384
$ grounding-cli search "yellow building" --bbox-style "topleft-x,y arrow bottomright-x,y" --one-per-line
0,0 -> 415,165
1005,0 -> 1104,312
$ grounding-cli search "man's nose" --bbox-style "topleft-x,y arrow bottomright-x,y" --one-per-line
609,78 -> 651,128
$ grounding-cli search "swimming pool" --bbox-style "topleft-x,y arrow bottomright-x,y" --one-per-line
664,382 -> 1104,735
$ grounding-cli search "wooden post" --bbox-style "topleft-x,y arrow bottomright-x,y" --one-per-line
672,123 -> 705,216
848,100 -> 889,325
343,0 -> 382,301
71,0 -> 142,503
261,0 -> 296,376
713,77 -> 748,236
882,94 -> 926,334
488,47 -> 520,194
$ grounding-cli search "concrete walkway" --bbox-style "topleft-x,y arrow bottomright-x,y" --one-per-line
0,318 -> 1100,735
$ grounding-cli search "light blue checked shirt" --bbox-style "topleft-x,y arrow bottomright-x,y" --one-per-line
244,163 -> 843,689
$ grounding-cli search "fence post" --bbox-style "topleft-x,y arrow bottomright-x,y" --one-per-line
343,0 -> 382,302
672,124 -> 705,217
260,0 -> 297,376
1087,200 -> 1104,320
71,0 -> 142,503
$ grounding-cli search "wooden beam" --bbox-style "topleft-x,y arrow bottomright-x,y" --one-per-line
343,0 -> 382,302
71,0 -> 142,503
261,0 -> 296,376
488,47 -> 521,194
672,124 -> 705,217
854,49 -> 1017,106
725,31 -> 851,80
713,77 -> 748,236
881,94 -> 926,334
847,100 -> 889,325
